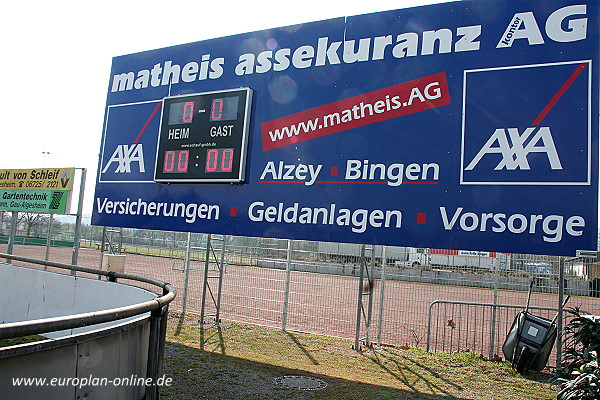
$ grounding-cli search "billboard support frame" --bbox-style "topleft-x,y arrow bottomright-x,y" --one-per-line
70,168 -> 86,268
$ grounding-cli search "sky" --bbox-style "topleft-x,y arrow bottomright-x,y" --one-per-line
0,0 -> 450,215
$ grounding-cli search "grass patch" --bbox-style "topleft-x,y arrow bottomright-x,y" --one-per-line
0,335 -> 45,348
163,315 -> 557,400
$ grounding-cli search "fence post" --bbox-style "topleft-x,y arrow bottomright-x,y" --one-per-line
354,244 -> 367,350
181,232 -> 192,315
98,226 -> 107,271
214,235 -> 227,323
365,247 -> 375,347
426,301 -> 438,352
200,234 -> 211,324
377,246 -> 387,347
489,258 -> 499,359
556,256 -> 565,369
70,168 -> 86,269
282,239 -> 292,331
45,214 -> 53,262
6,212 -> 18,264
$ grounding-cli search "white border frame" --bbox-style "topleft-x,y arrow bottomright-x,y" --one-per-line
98,99 -> 161,184
460,60 -> 592,186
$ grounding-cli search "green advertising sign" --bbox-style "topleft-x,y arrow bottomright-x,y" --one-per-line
0,189 -> 71,214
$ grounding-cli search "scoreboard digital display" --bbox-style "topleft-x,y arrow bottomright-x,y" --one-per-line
154,88 -> 253,183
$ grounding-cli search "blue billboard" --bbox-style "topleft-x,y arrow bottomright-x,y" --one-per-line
93,0 -> 599,256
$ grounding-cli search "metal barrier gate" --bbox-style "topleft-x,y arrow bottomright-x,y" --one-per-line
427,301 -> 562,365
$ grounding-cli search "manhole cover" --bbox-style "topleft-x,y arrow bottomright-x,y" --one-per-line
273,375 -> 328,390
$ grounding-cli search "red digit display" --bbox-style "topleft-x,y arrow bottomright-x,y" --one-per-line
164,151 -> 176,172
183,102 -> 194,123
206,149 -> 219,172
163,150 -> 189,173
222,148 -> 234,171
210,97 -> 238,121
168,101 -> 195,125
211,99 -> 223,121
205,148 -> 235,173
177,150 -> 189,172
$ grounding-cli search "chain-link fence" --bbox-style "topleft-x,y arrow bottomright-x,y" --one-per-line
2,223 -> 599,368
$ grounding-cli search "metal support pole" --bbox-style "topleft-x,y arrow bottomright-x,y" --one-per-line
157,301 -> 170,377
117,228 -> 123,254
557,256 -> 565,369
377,246 -> 388,347
181,232 -> 192,316
200,234 -> 212,325
214,235 -> 227,323
99,226 -> 107,272
71,168 -> 86,269
282,239 -> 293,331
489,257 -> 499,359
354,244 -> 367,350
145,298 -> 169,400
364,247 -> 375,347
145,311 -> 160,400
44,213 -> 53,262
6,212 -> 18,263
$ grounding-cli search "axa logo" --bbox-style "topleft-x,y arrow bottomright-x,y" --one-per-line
461,61 -> 591,186
101,144 -> 145,174
99,100 -> 161,183
465,126 -> 561,172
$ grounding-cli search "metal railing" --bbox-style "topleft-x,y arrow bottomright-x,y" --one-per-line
426,300 -> 562,366
0,253 -> 176,400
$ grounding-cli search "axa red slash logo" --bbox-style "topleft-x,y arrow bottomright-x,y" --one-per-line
99,101 -> 161,182
461,61 -> 591,185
